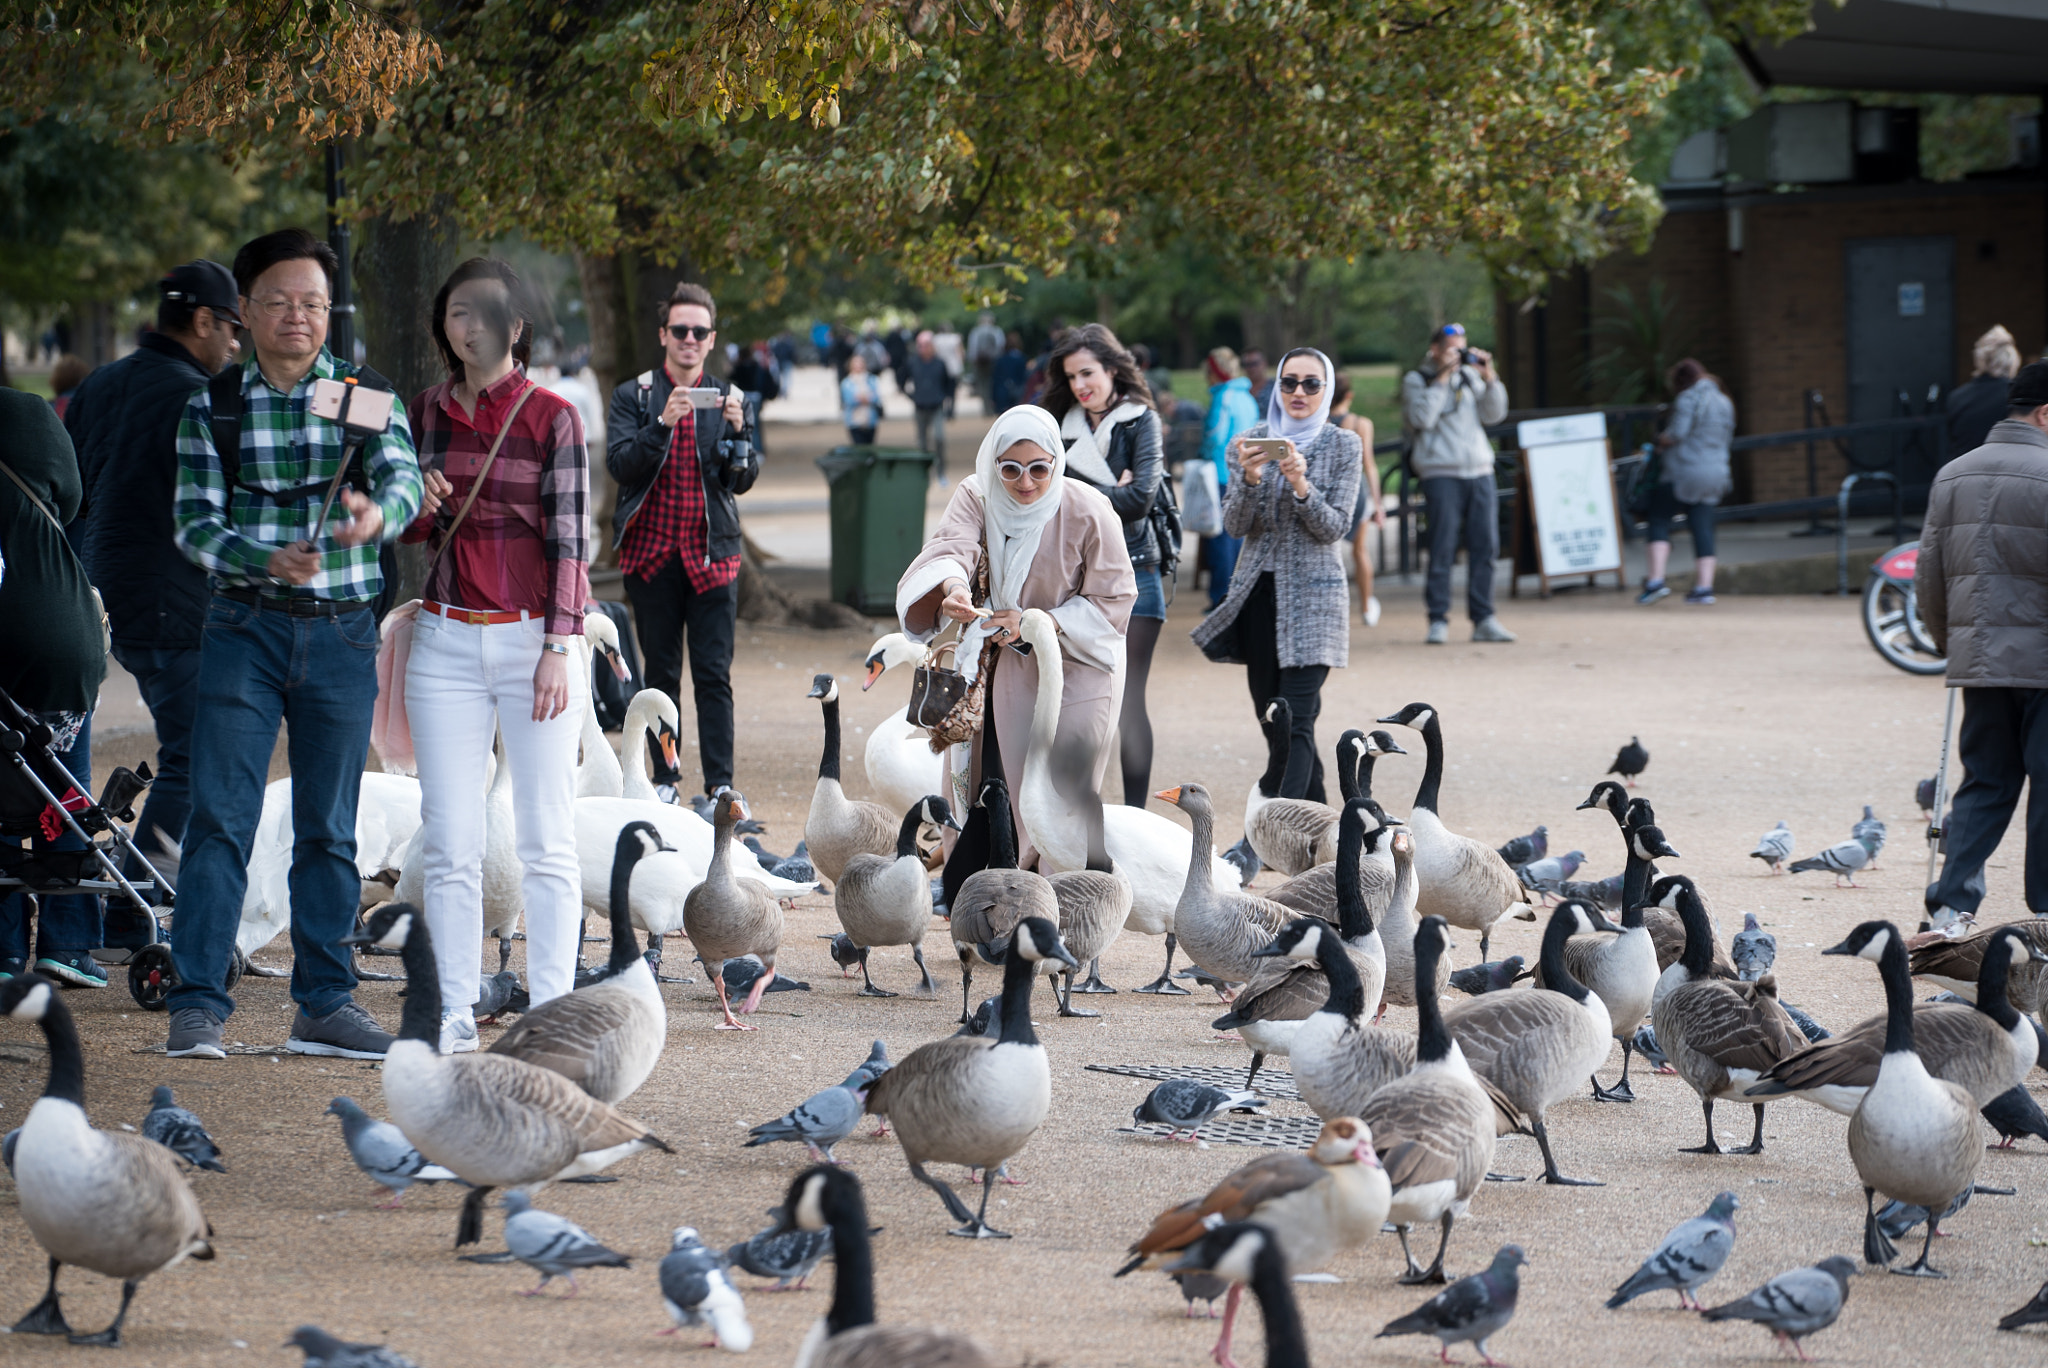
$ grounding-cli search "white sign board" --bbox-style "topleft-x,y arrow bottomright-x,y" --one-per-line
1518,414 -> 1621,580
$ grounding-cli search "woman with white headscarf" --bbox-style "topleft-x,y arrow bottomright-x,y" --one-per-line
897,405 -> 1136,870
1192,347 -> 1362,805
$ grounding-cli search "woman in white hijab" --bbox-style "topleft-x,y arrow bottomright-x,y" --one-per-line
1191,347 -> 1362,806
897,404 -> 1136,870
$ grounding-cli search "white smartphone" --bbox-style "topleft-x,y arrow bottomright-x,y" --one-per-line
683,387 -> 725,409
309,378 -> 397,433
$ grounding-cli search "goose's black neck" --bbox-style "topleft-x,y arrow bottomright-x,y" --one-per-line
1256,703 -> 1289,799
1353,752 -> 1378,807
817,692 -> 842,783
398,916 -> 444,1047
1083,791 -> 1112,874
1335,736 -> 1361,804
1413,925 -> 1451,1063
1877,928 -> 1916,1056
824,1192 -> 877,1335
1975,933 -> 2023,1032
1334,804 -> 1374,939
997,939 -> 1044,1046
1247,1243 -> 1310,1368
1537,908 -> 1589,1004
1675,887 -> 1715,979
892,806 -> 926,860
1412,716 -> 1444,813
986,783 -> 1018,870
1619,830 -> 1652,927
1313,925 -> 1367,1023
607,831 -> 651,975
29,982 -> 85,1107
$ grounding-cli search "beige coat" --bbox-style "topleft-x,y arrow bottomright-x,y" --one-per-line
898,478 -> 1135,867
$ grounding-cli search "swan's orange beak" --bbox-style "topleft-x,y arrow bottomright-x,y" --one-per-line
1154,786 -> 1183,804
862,656 -> 885,691
659,731 -> 680,771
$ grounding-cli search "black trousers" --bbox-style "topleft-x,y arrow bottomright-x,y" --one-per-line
1237,573 -> 1329,804
1929,686 -> 2048,916
622,559 -> 738,793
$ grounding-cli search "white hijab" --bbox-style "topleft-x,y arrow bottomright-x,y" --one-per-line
1264,347 -> 1336,444
972,405 -> 1067,611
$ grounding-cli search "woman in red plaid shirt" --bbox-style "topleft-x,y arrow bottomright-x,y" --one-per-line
401,257 -> 592,1048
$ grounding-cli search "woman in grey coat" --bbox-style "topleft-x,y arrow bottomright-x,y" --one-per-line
1192,348 -> 1362,804
1641,358 -> 1735,606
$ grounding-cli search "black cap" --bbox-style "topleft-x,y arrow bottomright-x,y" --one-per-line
2010,361 -> 2048,410
158,261 -> 242,326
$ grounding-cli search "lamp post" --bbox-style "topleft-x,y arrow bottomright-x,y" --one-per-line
326,142 -> 356,364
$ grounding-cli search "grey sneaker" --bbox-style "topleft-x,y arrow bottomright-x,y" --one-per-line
439,1008 -> 479,1054
1471,616 -> 1518,643
166,1006 -> 226,1059
1425,619 -> 1450,646
286,1001 -> 392,1059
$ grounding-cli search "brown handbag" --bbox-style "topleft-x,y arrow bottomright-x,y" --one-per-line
909,541 -> 997,751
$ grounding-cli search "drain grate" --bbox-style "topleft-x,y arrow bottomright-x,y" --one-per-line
1118,1113 -> 1326,1148
1084,1061 -> 1302,1103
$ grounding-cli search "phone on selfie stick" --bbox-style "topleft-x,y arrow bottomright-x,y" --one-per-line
303,375 -> 397,548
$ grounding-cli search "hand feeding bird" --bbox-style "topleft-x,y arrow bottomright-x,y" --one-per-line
659,1227 -> 753,1349
324,1097 -> 462,1208
1749,821 -> 1793,874
1606,1191 -> 1739,1311
1787,836 -> 1876,887
1700,1257 -> 1856,1363
1495,825 -> 1548,869
497,1190 -> 632,1296
1607,736 -> 1649,787
1731,913 -> 1776,982
139,1085 -> 225,1173
1376,1245 -> 1528,1368
1131,1078 -> 1267,1142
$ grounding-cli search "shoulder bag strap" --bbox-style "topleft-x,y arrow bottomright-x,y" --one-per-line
432,381 -> 539,563
0,457 -> 62,529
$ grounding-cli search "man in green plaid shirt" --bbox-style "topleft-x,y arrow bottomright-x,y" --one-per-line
165,228 -> 421,1062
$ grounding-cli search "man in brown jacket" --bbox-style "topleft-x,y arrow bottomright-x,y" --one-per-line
1915,361 -> 2048,930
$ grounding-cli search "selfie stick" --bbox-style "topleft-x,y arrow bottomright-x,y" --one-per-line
305,378 -> 369,549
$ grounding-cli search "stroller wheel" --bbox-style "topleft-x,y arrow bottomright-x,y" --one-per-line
225,944 -> 247,993
128,944 -> 177,1012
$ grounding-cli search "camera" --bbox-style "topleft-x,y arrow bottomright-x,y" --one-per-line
1459,347 -> 1480,366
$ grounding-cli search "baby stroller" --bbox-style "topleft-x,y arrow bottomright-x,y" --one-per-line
0,684 -> 231,1010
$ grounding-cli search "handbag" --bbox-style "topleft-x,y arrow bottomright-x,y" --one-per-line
1180,457 -> 1223,537
907,540 -> 997,751
0,457 -> 108,655
1624,443 -> 1663,519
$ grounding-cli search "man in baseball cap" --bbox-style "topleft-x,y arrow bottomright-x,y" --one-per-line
53,259 -> 244,982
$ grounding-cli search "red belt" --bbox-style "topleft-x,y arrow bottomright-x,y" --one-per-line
423,601 -> 529,626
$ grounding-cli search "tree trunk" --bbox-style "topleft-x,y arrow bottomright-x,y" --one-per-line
355,204 -> 461,607
83,300 -> 117,367
575,250 -> 631,565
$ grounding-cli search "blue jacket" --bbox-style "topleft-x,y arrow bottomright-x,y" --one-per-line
1203,377 -> 1259,485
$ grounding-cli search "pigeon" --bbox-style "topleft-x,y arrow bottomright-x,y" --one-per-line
1131,1079 -> 1267,1142
1632,1025 -> 1672,1072
850,1037 -> 890,1081
1,1126 -> 16,1174
1852,805 -> 1887,867
766,839 -> 814,883
1749,821 -> 1794,874
1916,777 -> 1938,820
1701,1256 -> 1857,1361
140,1084 -> 226,1172
743,835 -> 788,867
955,994 -> 1002,1038
1377,1244 -> 1528,1367
929,874 -> 950,919
1221,836 -> 1262,887
659,1227 -> 753,1349
501,1191 -> 631,1296
1874,1183 -> 2013,1241
473,969 -> 527,1022
1516,850 -> 1585,898
1496,825 -> 1548,868
286,1325 -> 420,1368
1984,1083 -> 2048,1149
2000,1277 -> 2048,1332
727,1216 -> 832,1291
714,953 -> 810,996
1779,1003 -> 1832,1044
1554,874 -> 1622,910
1447,956 -> 1526,997
819,932 -> 864,978
1607,736 -> 1649,787
1176,964 -> 1239,995
1731,913 -> 1776,982
1788,836 -> 1876,887
325,1097 -> 461,1207
1170,1269 -> 1230,1319
745,1065 -> 874,1164
1606,1191 -> 1739,1311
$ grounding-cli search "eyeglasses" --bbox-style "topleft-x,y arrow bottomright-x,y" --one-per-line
668,324 -> 714,342
1277,375 -> 1324,395
997,459 -> 1056,483
253,296 -> 331,319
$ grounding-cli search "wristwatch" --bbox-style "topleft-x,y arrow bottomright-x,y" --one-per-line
543,642 -> 570,656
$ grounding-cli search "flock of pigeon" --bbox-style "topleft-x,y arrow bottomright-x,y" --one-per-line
7,688 -> 2048,1368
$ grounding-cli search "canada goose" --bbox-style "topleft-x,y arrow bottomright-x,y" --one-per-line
341,903 -> 672,1247
1376,702 -> 1534,961
682,792 -> 788,1029
836,796 -> 958,998
860,633 -> 947,816
1043,763 -> 1131,1018
1243,702 -> 1368,875
0,975 -> 213,1346
1828,920 -> 1984,1277
1214,799 -> 1391,1088
1443,900 -> 1614,1185
778,1166 -> 995,1368
1747,924 -> 2045,1116
1370,822 -> 1441,1017
1120,1118 -> 1383,1367
1264,796 -> 1400,926
1257,918 -> 1418,1122
1648,875 -> 1805,1156
1355,915 -> 1497,1284
1011,608 -> 1241,992
1534,830 -> 1660,1102
865,916 -> 1076,1237
490,822 -> 669,1095
947,776 -> 1058,1022
1908,918 -> 2048,1014
1349,730 -> 1407,813
571,796 -> 811,946
805,674 -> 902,886
1159,1223 -> 1312,1368
1158,782 -> 1295,986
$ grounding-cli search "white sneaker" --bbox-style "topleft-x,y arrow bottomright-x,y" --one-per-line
1471,616 -> 1518,643
1425,620 -> 1449,646
1362,596 -> 1382,628
439,1009 -> 479,1054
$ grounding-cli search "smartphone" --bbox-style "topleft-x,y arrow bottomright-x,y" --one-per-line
683,387 -> 725,409
309,378 -> 397,434
1241,437 -> 1289,465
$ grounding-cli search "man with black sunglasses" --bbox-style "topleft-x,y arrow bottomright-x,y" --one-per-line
607,281 -> 761,798
1402,321 -> 1514,645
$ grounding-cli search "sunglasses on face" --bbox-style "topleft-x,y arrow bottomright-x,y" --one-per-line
998,460 -> 1056,483
667,324 -> 714,342
1278,375 -> 1324,395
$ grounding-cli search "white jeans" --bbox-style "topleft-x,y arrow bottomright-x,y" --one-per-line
407,611 -> 586,1012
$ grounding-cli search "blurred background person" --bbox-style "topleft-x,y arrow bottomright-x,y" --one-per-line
1330,372 -> 1384,627
1947,324 -> 2022,464
1639,357 -> 1735,607
1200,346 -> 1259,607
967,310 -> 1005,414
841,351 -> 882,445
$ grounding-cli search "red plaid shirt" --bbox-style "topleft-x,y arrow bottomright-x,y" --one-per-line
617,383 -> 742,591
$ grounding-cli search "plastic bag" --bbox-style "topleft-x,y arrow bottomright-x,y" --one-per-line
1180,459 -> 1224,537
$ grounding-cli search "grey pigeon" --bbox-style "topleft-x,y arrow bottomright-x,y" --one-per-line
1378,1244 -> 1528,1364
1607,736 -> 1649,786
745,1065 -> 874,1164
473,969 -> 526,1022
502,1190 -> 631,1295
1701,1256 -> 1856,1359
1554,873 -> 1623,910
1788,836 -> 1875,887
1516,850 -> 1585,898
1496,825 -> 1548,868
1779,1002 -> 1832,1043
851,1037 -> 890,1081
326,1097 -> 460,1207
1132,1079 -> 1266,1141
727,1216 -> 832,1290
818,932 -> 863,978
743,835 -> 788,867
1448,956 -> 1526,997
658,1227 -> 753,1348
767,839 -> 814,882
1876,1182 -> 2014,1240
1749,821 -> 1794,874
1916,778 -> 1938,819
2000,1276 -> 2048,1332
1606,1191 -> 1739,1310
1175,963 -> 1239,995
956,994 -> 1002,1038
1,1126 -> 15,1175
1731,913 -> 1776,983
1852,805 -> 1887,867
1632,1025 -> 1672,1072
714,953 -> 810,996
1170,1269 -> 1230,1318
141,1084 -> 225,1172
1221,836 -> 1262,887
286,1325 -> 420,1368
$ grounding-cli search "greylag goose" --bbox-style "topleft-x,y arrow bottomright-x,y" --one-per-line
682,792 -> 788,1029
1157,782 -> 1293,986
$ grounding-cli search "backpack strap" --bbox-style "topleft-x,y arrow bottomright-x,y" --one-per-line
208,360 -> 391,505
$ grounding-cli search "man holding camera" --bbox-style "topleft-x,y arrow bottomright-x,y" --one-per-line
168,228 -> 422,1059
608,281 -> 761,799
1402,322 -> 1514,645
